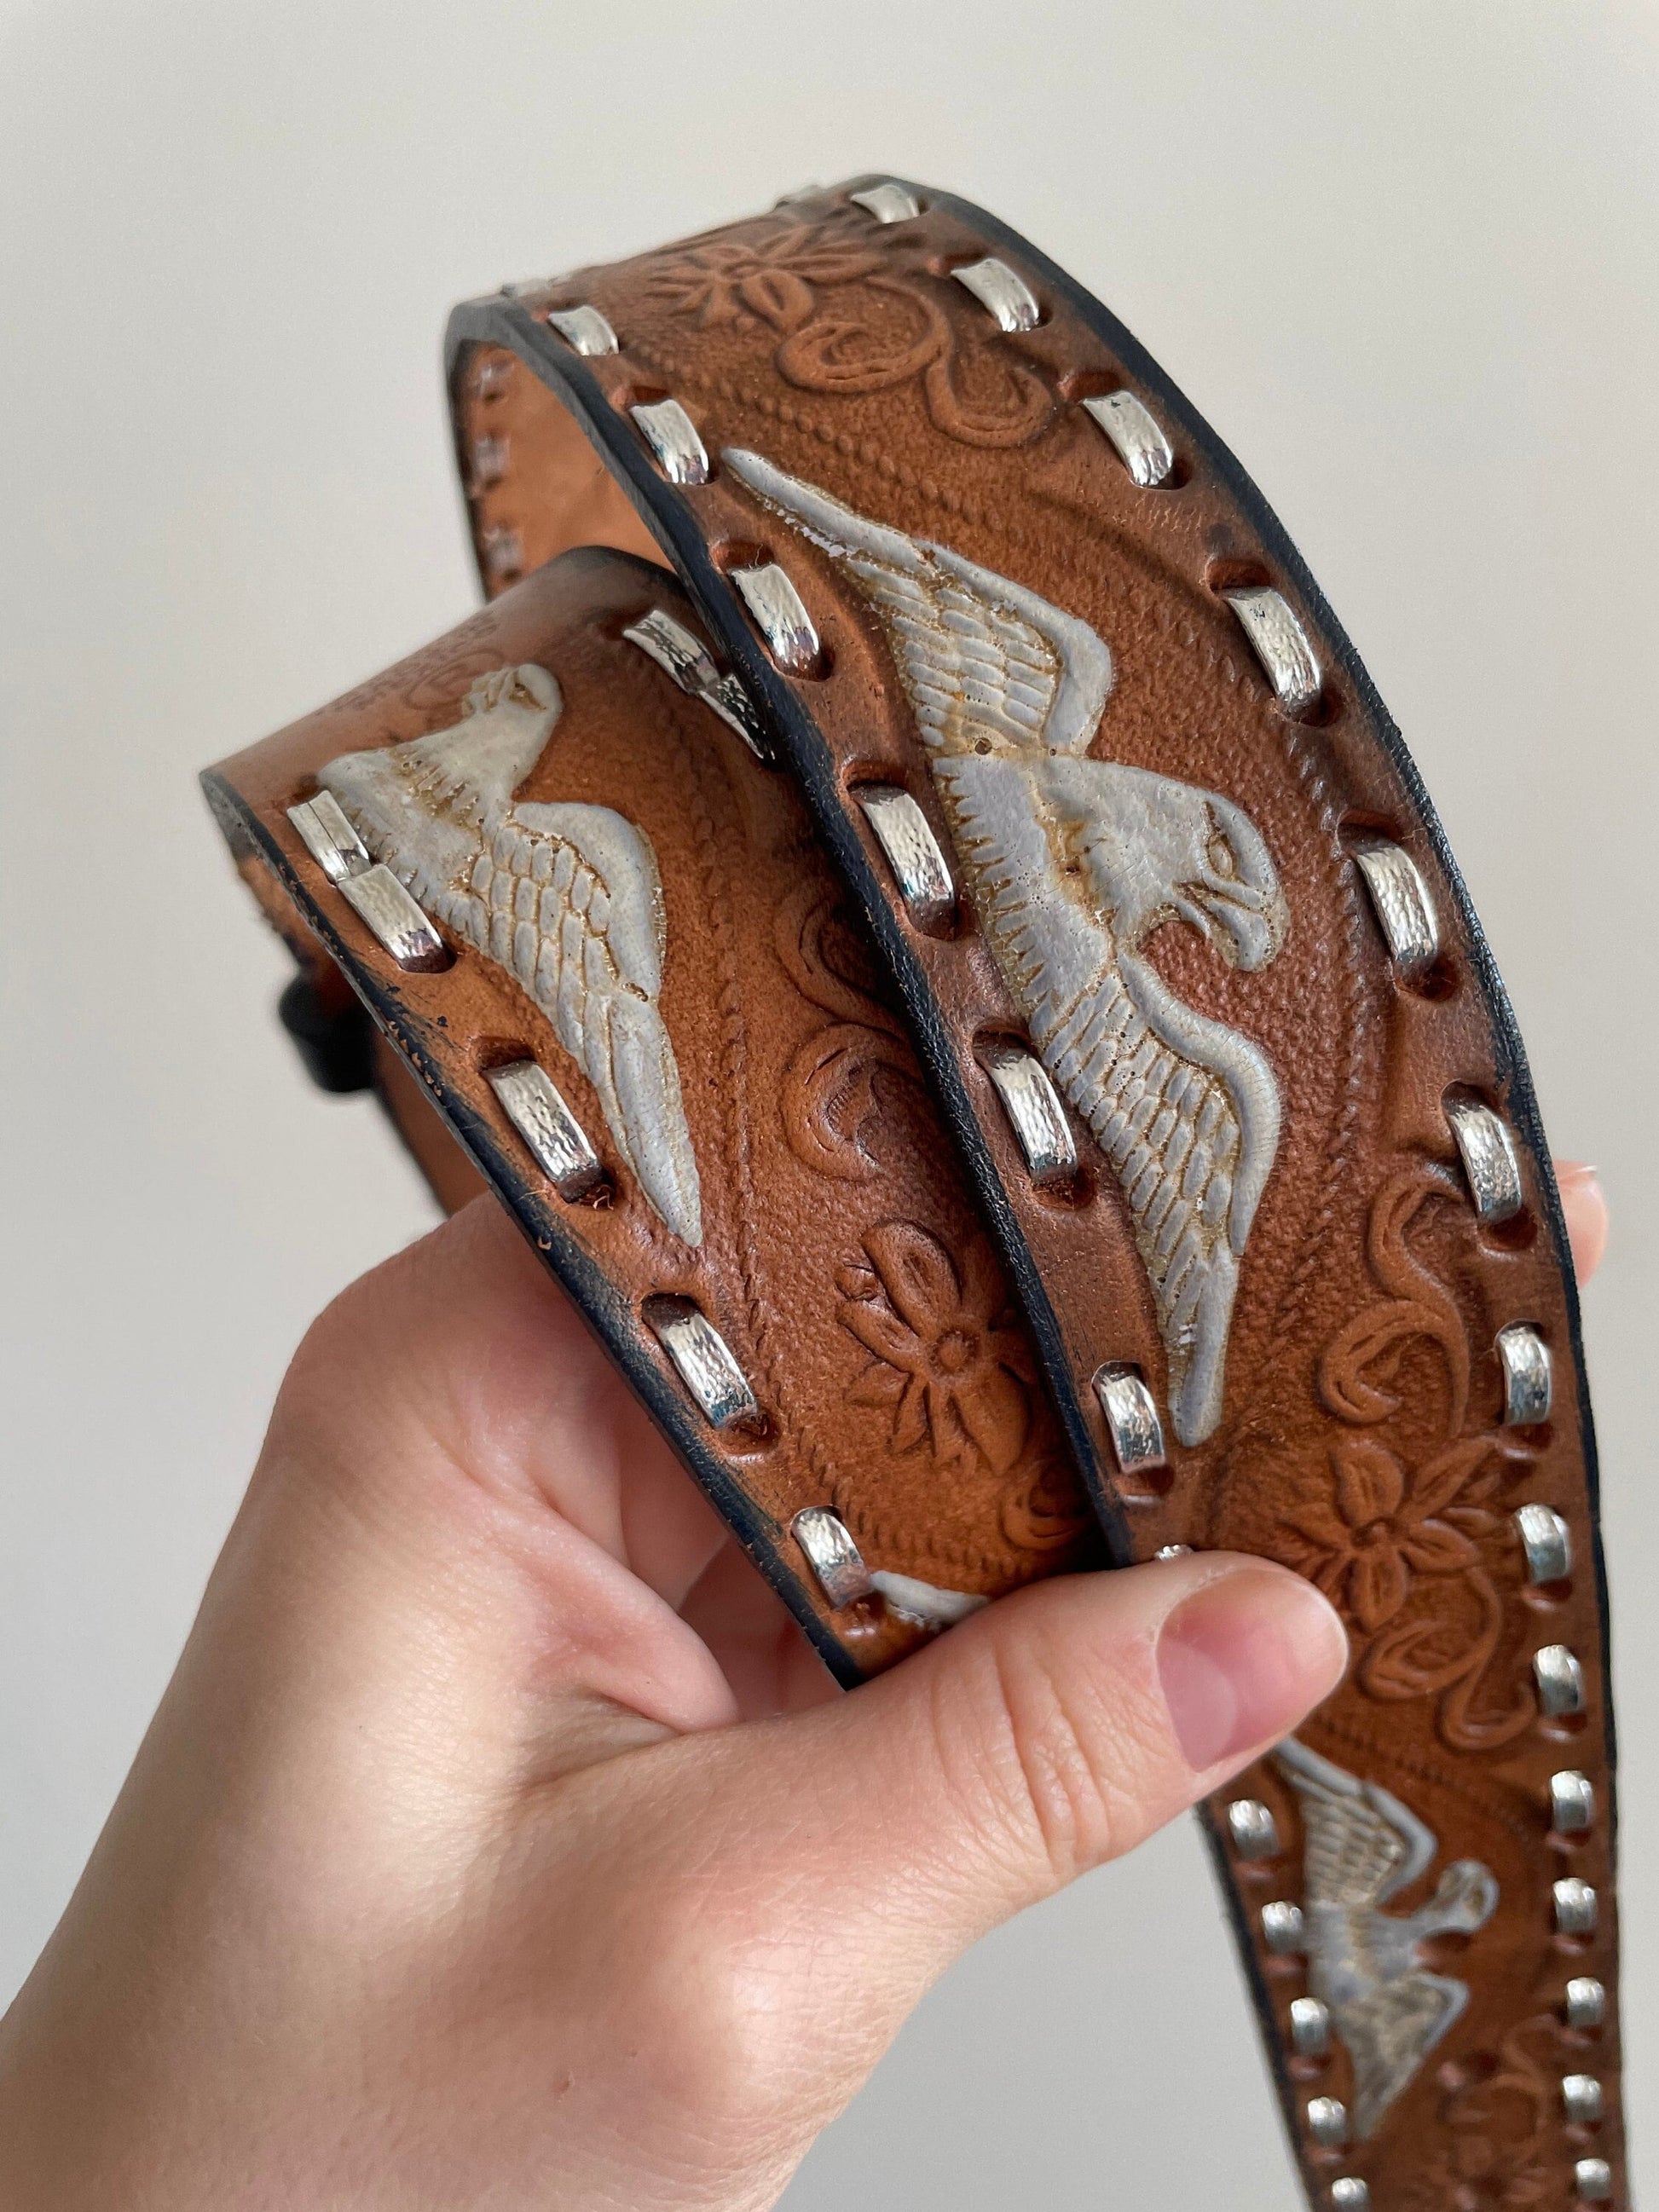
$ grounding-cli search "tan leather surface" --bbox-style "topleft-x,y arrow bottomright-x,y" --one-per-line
205,180 -> 1625,2212
462,349 -> 667,584
212,552 -> 1099,1679
443,190 -> 1621,2211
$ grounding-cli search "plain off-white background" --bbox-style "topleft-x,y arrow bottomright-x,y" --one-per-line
2,3 -> 1656,2204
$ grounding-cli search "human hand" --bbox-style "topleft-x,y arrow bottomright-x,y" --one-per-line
0,1167 -> 1607,2210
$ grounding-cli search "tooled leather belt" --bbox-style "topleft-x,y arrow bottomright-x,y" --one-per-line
203,176 -> 1625,2210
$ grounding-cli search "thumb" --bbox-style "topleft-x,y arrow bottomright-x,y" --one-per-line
579,1552 -> 1347,2161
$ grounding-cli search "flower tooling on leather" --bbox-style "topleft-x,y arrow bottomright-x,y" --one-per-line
773,878 -> 930,1181
837,1222 -> 1087,1559
1276,1164 -> 1537,1752
643,211 -> 1055,448
1398,2013 -> 1564,2212
768,876 -> 1091,1565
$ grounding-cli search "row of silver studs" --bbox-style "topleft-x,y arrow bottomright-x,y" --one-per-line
940,239 -> 1327,717
1314,574 -> 1586,2155
789,1505 -> 988,1627
1230,1833 -> 1366,2203
1523,1391 -> 1589,2164
285,849 -> 766,1436
1229,1707 -> 1371,2194
526,217 -> 1616,2195
1219,1801 -> 1361,2188
1353,781 -> 1596,2172
1545,1541 -> 1607,2193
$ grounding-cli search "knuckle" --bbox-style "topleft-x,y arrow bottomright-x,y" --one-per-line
616,1884 -> 818,2149
937,1627 -> 1181,1889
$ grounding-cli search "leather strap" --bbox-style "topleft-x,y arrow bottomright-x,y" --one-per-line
205,176 -> 1625,2211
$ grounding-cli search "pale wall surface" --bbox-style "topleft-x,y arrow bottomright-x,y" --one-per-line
1,4 -> 1655,2205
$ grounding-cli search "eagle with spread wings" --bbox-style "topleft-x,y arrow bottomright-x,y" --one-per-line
1275,1737 -> 1500,2138
725,449 -> 1286,1444
319,662 -> 702,1245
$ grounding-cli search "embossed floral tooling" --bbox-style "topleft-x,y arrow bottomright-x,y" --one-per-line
1283,1164 -> 1538,1750
838,1222 -> 1038,1481
644,212 -> 1055,446
1279,1434 -> 1500,1637
645,219 -> 883,333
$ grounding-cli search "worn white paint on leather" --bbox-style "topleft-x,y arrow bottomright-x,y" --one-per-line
725,450 -> 1286,1443
320,664 -> 702,1244
1274,1738 -> 1499,2140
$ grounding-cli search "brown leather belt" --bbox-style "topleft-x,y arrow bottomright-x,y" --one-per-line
204,176 -> 1625,2210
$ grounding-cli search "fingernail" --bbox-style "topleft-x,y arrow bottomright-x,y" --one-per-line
1554,1162 -> 1609,1285
1157,1568 -> 1348,1772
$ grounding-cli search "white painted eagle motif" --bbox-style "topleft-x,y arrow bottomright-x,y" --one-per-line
1275,1738 -> 1499,2139
320,663 -> 702,1244
724,449 -> 1286,1442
